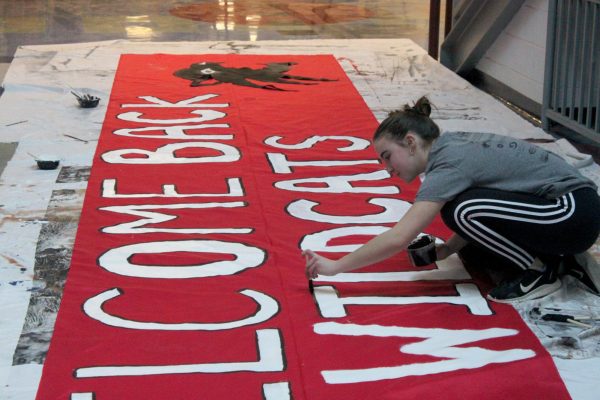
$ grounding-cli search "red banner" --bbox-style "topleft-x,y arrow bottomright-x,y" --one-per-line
36,54 -> 570,399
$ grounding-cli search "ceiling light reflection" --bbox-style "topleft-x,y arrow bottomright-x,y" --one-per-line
125,26 -> 154,40
126,15 -> 151,23
125,15 -> 154,40
246,14 -> 261,41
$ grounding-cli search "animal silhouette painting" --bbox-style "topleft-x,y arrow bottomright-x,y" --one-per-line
174,61 -> 337,91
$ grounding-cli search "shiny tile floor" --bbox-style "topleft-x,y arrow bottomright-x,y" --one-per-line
0,0 -> 444,62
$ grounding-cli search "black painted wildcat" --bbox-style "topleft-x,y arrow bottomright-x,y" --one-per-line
174,61 -> 337,91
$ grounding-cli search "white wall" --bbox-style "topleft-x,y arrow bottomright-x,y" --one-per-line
476,0 -> 548,104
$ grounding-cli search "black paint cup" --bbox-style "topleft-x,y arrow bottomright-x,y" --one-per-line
77,96 -> 100,108
36,155 -> 60,170
407,235 -> 437,267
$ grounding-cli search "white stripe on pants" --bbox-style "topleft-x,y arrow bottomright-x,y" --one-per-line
452,193 -> 575,269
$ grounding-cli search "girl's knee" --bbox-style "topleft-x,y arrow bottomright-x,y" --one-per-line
440,201 -> 459,230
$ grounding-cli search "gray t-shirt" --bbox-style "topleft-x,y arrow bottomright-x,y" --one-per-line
416,131 -> 597,202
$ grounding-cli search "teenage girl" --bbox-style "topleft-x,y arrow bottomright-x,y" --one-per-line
303,96 -> 600,303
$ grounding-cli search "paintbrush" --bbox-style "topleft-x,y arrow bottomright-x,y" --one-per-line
305,253 -> 314,294
542,313 -> 594,328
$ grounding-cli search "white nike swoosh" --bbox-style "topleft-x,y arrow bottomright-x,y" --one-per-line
520,275 -> 543,293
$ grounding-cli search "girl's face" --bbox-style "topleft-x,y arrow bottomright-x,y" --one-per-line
374,134 -> 426,183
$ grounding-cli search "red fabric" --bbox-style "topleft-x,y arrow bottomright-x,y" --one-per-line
36,54 -> 571,400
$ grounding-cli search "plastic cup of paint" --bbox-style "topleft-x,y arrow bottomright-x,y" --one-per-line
36,155 -> 60,170
407,235 -> 437,267
77,95 -> 100,108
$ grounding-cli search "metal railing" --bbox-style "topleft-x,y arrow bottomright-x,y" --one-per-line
542,0 -> 600,143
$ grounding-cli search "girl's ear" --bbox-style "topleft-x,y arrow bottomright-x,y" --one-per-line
404,132 -> 417,152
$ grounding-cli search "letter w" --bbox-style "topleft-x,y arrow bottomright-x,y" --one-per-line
314,322 -> 535,384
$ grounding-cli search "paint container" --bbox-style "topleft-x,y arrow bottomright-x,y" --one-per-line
407,235 -> 437,267
72,91 -> 100,108
77,95 -> 100,108
36,155 -> 60,170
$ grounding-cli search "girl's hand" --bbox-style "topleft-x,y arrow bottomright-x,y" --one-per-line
435,234 -> 467,261
303,249 -> 341,279
435,244 -> 453,261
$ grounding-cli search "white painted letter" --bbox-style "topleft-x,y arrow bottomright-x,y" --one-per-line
300,226 -> 390,253
101,142 -> 240,164
113,126 -> 231,140
313,283 -> 492,317
70,394 -> 93,400
263,382 -> 291,400
287,198 -> 411,224
98,240 -> 265,278
102,178 -> 244,198
264,135 -> 369,152
121,94 -> 229,108
267,153 -> 378,174
275,171 -> 399,194
314,322 -> 535,384
118,109 -> 226,124
100,202 -> 251,234
83,288 -> 278,330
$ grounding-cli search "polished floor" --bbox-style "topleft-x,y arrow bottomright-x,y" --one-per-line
0,0 -> 444,63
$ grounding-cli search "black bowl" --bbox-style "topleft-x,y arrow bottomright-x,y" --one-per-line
77,96 -> 100,108
36,159 -> 60,170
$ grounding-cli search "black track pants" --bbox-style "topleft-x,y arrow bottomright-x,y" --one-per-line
440,187 -> 600,270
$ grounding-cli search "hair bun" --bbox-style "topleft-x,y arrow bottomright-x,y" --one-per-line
386,96 -> 433,118
403,96 -> 432,117
374,96 -> 440,143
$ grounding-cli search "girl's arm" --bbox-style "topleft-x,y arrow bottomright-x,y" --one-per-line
304,200 -> 445,278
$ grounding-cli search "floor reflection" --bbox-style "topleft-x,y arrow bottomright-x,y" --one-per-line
0,0 -> 442,61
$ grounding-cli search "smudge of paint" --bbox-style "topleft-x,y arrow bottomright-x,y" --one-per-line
1,253 -> 25,269
174,61 -> 337,91
56,166 -> 91,184
13,187 -> 84,365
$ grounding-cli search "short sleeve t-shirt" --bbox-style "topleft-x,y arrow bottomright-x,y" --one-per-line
416,131 -> 597,202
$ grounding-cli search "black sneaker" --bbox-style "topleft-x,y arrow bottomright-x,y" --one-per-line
563,252 -> 600,295
487,267 -> 561,303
